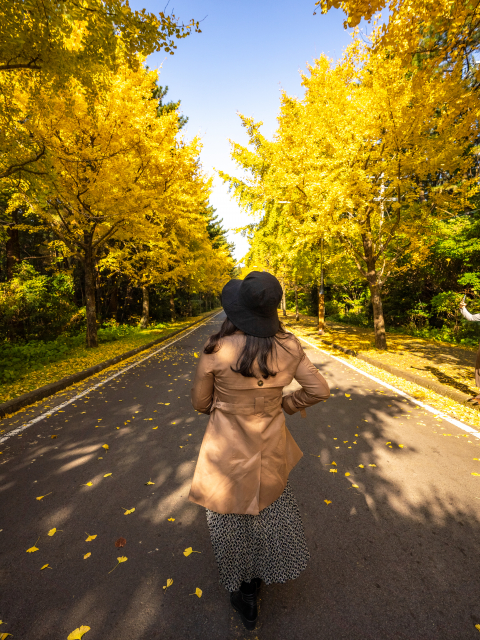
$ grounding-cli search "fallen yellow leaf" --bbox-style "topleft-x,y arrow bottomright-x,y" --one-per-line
109,556 -> 127,573
48,528 -> 60,536
123,507 -> 135,515
103,473 -> 112,477
183,547 -> 201,557
26,537 -> 40,553
358,464 -> 365,468
41,564 -> 51,570
168,517 -> 175,522
152,426 -> 158,430
345,472 -> 350,476
165,403 -> 170,406
102,444 -> 109,450
369,464 -> 377,467
81,482 -> 93,487
145,480 -> 155,485
51,435 -> 57,439
475,623 -> 480,632
0,634 -> 13,639
67,625 -> 90,639
386,442 -> 391,445
194,352 -> 199,358
36,492 -> 52,500
85,533 -> 97,542
345,394 -> 351,397
324,499 -> 332,505
398,444 -> 404,448
352,484 -> 359,488
190,587 -> 202,597
163,578 -> 174,590
472,472 -> 480,477
84,553 -> 91,559
329,469 -> 337,473
331,461 -> 337,466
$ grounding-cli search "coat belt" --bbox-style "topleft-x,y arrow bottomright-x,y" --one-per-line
211,397 -> 281,415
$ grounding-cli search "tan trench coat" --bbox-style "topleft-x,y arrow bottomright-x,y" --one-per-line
188,331 -> 330,515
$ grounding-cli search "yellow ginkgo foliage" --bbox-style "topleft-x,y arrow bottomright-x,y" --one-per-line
190,587 -> 202,598
84,553 -> 91,560
123,508 -> 135,515
183,547 -> 201,557
26,537 -> 40,553
163,578 -> 174,591
85,533 -> 97,542
109,556 -> 127,573
67,626 -> 91,640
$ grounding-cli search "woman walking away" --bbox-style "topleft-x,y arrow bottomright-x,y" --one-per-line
189,271 -> 330,630
460,298 -> 480,404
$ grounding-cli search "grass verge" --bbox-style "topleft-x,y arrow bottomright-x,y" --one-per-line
0,311 -> 216,404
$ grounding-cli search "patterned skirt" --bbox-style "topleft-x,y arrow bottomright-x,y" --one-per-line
205,480 -> 310,592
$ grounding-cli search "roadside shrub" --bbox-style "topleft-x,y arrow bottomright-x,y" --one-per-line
0,263 -> 77,341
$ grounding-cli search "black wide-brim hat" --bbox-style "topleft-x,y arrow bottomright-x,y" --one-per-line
221,271 -> 283,338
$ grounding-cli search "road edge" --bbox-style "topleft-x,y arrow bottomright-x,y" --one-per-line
319,338 -> 475,406
0,310 -> 220,419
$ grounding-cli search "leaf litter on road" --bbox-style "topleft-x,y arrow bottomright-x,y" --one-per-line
108,556 -> 127,573
67,626 -> 90,639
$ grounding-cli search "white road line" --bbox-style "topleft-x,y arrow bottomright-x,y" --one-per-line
297,335 -> 480,440
0,312 -> 223,444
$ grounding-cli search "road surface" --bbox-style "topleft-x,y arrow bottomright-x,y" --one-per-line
1,312 -> 480,639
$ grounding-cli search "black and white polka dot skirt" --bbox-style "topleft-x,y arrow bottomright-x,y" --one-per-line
205,481 -> 310,592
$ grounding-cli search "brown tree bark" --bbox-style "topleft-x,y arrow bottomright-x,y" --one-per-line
318,268 -> 325,334
281,279 -> 287,317
140,285 -> 149,328
109,284 -> 118,320
84,235 -> 98,348
295,281 -> 299,321
6,210 -> 20,280
362,231 -> 387,350
170,293 -> 176,322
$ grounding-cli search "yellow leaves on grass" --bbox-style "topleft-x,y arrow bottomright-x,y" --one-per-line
84,553 -> 91,559
183,547 -> 201,557
85,533 -> 97,541
67,626 -> 90,639
163,578 -> 173,590
109,556 -> 127,573
123,507 -> 135,515
145,480 -> 155,485
190,587 -> 202,598
36,492 -> 52,501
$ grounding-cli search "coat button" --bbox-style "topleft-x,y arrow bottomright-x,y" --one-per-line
257,380 -> 264,386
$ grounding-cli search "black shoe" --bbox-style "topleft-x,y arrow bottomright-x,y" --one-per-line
230,588 -> 258,631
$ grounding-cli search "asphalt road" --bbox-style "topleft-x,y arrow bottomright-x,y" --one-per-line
1,312 -> 480,640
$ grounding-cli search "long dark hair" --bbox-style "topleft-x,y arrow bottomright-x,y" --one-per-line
203,317 -> 291,379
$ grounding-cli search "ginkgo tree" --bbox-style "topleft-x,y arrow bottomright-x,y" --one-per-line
221,37 -> 479,349
13,61 -> 208,347
0,0 -> 200,181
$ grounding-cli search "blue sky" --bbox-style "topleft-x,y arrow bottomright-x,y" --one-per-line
131,0 -> 358,260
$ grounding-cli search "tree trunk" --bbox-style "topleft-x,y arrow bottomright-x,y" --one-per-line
110,284 -> 118,320
361,229 -> 388,350
170,293 -> 176,322
140,285 -> 149,328
318,267 -> 325,334
295,281 -> 299,321
6,210 -> 20,280
368,282 -> 387,350
84,238 -> 98,348
281,279 -> 287,317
